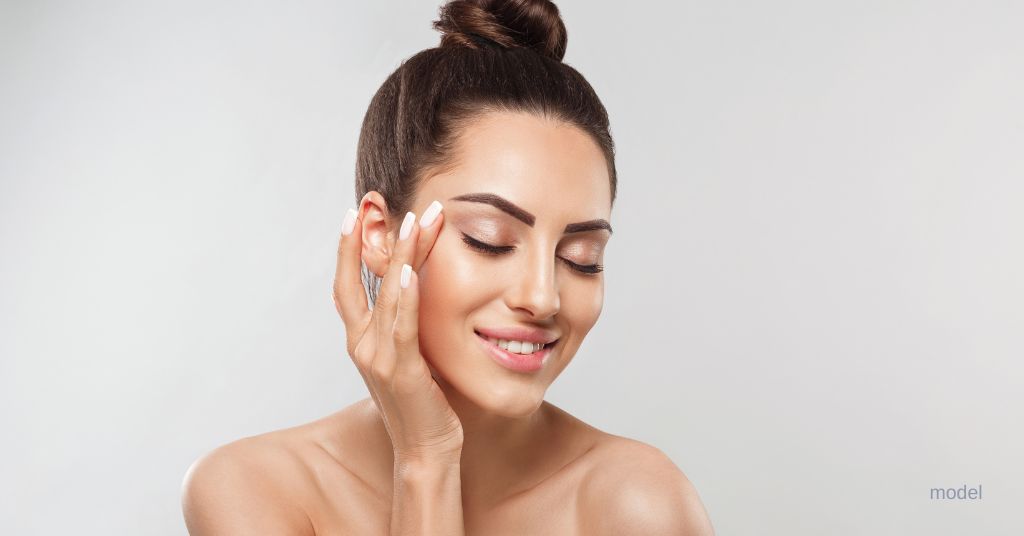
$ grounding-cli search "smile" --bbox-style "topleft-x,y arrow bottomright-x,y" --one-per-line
474,331 -> 556,373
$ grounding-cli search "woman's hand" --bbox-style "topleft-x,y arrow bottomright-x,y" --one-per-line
331,200 -> 464,463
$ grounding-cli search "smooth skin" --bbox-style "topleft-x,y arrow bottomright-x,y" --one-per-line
181,111 -> 715,536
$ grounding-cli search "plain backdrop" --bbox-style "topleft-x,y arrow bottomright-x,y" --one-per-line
2,0 -> 1022,534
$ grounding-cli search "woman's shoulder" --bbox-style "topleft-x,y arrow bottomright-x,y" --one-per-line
568,423 -> 716,535
181,427 -> 315,534
180,399 -> 378,535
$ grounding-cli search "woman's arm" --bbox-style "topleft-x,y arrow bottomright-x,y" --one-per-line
391,456 -> 465,535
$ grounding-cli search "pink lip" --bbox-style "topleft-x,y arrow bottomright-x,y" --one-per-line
474,326 -> 559,345
474,331 -> 553,373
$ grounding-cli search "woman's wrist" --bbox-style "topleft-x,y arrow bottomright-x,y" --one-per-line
390,451 -> 465,535
394,457 -> 462,489
394,450 -> 463,474
393,436 -> 464,469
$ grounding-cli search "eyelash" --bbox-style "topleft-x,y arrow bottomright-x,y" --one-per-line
460,233 -> 604,275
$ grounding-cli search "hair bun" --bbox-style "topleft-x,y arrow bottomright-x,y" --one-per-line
433,0 -> 568,62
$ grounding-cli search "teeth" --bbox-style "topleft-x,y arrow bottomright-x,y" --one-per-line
485,337 -> 544,355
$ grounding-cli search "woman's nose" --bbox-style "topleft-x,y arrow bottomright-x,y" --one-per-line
506,252 -> 560,319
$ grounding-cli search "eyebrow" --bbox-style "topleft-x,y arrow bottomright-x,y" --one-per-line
448,192 -> 612,235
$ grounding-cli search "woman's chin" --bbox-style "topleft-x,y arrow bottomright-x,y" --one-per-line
463,381 -> 546,418
424,354 -> 547,418
495,399 -> 545,419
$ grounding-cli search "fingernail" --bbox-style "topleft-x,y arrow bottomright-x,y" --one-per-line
400,263 -> 412,288
399,211 -> 415,241
419,200 -> 443,228
341,208 -> 357,236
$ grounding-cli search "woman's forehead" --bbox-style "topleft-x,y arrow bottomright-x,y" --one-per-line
453,111 -> 607,180
420,112 -> 612,218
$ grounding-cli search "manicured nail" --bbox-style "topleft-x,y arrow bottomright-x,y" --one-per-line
399,211 -> 415,241
341,208 -> 357,236
400,263 -> 412,288
419,200 -> 443,228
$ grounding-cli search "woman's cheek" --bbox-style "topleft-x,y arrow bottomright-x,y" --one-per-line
562,275 -> 604,336
588,276 -> 605,321
416,238 -> 476,355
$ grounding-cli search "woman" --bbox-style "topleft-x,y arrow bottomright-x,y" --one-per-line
182,1 -> 714,534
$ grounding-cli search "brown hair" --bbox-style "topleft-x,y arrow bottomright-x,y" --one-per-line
355,0 -> 617,306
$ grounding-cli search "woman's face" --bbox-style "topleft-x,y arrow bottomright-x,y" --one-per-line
403,111 -> 612,418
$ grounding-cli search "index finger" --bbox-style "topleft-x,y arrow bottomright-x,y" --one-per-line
333,207 -> 370,335
412,200 -> 445,271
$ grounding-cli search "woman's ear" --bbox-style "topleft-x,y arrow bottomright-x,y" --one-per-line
358,191 -> 396,277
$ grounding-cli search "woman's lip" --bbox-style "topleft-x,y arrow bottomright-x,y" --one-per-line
474,326 -> 559,345
474,330 -> 557,347
474,331 -> 553,373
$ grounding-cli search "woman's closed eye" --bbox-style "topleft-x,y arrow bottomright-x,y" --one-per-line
459,233 -> 604,275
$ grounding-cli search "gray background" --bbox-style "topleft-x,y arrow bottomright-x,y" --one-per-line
2,0 -> 1021,534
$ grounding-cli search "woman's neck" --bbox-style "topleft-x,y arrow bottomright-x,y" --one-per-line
436,379 -> 555,511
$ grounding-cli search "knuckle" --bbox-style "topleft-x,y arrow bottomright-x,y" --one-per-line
350,342 -> 372,369
392,323 -> 417,345
352,353 -> 371,371
370,358 -> 394,381
373,290 -> 395,310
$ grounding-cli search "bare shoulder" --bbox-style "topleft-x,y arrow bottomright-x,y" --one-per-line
180,402 -> 373,535
578,435 -> 716,536
180,424 -> 323,535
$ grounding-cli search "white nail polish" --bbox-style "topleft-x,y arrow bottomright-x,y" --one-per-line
420,200 -> 443,228
399,211 -> 415,241
341,208 -> 357,236
400,263 -> 412,288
